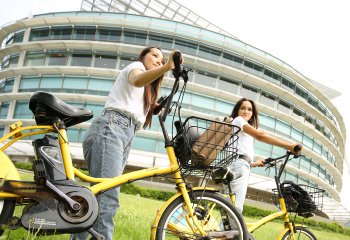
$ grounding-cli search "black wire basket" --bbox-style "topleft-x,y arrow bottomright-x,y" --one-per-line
273,181 -> 325,213
172,116 -> 240,170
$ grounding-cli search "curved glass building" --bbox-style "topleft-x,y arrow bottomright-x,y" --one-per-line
0,0 -> 349,226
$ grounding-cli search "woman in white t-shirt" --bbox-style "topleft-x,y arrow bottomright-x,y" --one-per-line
225,98 -> 302,213
71,47 -> 183,240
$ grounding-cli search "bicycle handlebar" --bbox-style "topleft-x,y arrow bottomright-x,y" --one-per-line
172,51 -> 183,78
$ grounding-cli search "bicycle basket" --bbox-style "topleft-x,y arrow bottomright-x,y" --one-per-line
172,116 -> 240,170
273,181 -> 325,213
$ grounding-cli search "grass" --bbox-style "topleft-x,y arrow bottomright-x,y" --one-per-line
1,172 -> 349,239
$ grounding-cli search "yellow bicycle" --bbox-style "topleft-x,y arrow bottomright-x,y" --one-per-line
0,52 -> 248,239
213,148 -> 322,240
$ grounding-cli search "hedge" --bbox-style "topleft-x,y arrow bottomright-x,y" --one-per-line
14,163 -> 350,236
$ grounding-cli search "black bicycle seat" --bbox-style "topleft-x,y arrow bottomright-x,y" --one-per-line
29,91 -> 93,127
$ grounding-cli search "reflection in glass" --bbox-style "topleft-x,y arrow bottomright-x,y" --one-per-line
96,28 -> 122,41
62,76 -> 88,94
119,56 -> 136,69
148,34 -> 173,49
222,53 -> 243,69
260,92 -> 277,109
94,54 -> 118,69
263,68 -> 281,85
73,27 -> 96,40
278,99 -> 292,115
19,76 -> 40,92
194,71 -> 217,88
174,39 -> 198,55
50,27 -> 72,40
39,75 -> 63,92
24,53 -> 45,66
29,28 -> 50,41
241,84 -> 259,101
218,77 -> 240,95
198,45 -> 222,61
70,53 -> 92,67
243,60 -> 263,77
122,31 -> 147,44
45,52 -> 67,66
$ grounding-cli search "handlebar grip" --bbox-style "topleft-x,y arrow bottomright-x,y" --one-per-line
294,144 -> 302,152
172,51 -> 183,77
153,94 -> 168,115
262,157 -> 273,165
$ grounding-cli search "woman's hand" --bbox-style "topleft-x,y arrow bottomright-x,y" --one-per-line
290,143 -> 303,154
252,159 -> 266,168
165,49 -> 184,71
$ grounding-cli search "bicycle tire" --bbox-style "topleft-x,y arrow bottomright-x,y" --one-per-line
155,190 -> 248,240
280,226 -> 317,240
0,199 -> 16,236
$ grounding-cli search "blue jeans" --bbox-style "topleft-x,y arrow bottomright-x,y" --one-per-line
226,158 -> 251,213
70,110 -> 137,240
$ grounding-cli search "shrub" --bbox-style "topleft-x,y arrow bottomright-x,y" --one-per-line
14,162 -> 33,171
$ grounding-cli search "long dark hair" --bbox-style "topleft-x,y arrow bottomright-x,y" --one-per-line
229,98 -> 259,129
135,46 -> 165,129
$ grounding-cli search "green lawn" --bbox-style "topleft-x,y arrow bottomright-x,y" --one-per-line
1,172 -> 349,239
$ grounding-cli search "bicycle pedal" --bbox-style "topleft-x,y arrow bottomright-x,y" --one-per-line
3,216 -> 21,230
88,227 -> 105,240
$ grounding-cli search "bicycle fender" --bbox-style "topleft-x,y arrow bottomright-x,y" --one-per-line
0,150 -> 20,181
149,187 -> 217,240
276,224 -> 307,240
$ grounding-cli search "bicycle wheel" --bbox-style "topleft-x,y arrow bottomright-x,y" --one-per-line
155,191 -> 248,240
280,226 -> 317,240
0,199 -> 16,236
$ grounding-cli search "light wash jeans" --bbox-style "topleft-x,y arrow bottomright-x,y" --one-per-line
70,110 -> 137,240
227,158 -> 251,213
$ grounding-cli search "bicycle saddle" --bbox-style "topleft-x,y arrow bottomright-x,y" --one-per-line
212,167 -> 242,184
29,91 -> 93,127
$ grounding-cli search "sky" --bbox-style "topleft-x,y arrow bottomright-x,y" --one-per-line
0,0 -> 350,210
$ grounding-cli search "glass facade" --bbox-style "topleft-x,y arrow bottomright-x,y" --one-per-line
0,11 -> 343,202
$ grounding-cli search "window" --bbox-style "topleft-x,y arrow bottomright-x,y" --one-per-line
94,54 -> 118,69
218,76 -> 240,95
285,171 -> 298,183
132,136 -> 157,152
307,95 -> 318,108
222,52 -> 243,68
69,52 -> 92,67
29,28 -> 50,41
87,77 -> 113,96
305,113 -> 316,126
303,134 -> 313,149
78,128 -> 87,143
291,127 -> 303,142
243,59 -> 263,77
260,91 -> 277,109
259,114 -> 275,132
296,85 -> 308,100
6,30 -> 24,45
292,106 -> 305,120
66,128 -> 79,142
39,75 -> 63,92
14,101 -> 32,119
198,45 -> 222,61
2,78 -> 14,93
174,39 -> 198,55
4,54 -> 20,68
19,76 -> 40,92
315,121 -> 324,134
0,102 -> 10,119
264,68 -> 281,85
215,100 -> 233,115
278,99 -> 293,115
119,56 -> 136,69
148,34 -> 173,49
282,76 -> 295,92
122,30 -> 147,44
62,76 -> 88,94
24,52 -> 45,66
300,156 -> 311,172
313,140 -> 322,154
84,102 -> 104,121
45,51 -> 68,66
96,28 -> 122,41
191,94 -> 215,115
72,26 -> 96,40
241,83 -> 260,101
49,27 -> 72,40
194,70 -> 217,88
275,120 -> 291,138
255,140 -> 272,157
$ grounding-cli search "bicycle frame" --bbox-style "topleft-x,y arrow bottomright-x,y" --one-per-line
0,75 -> 215,239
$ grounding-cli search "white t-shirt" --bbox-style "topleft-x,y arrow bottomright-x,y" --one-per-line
230,116 -> 254,163
103,61 -> 146,130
